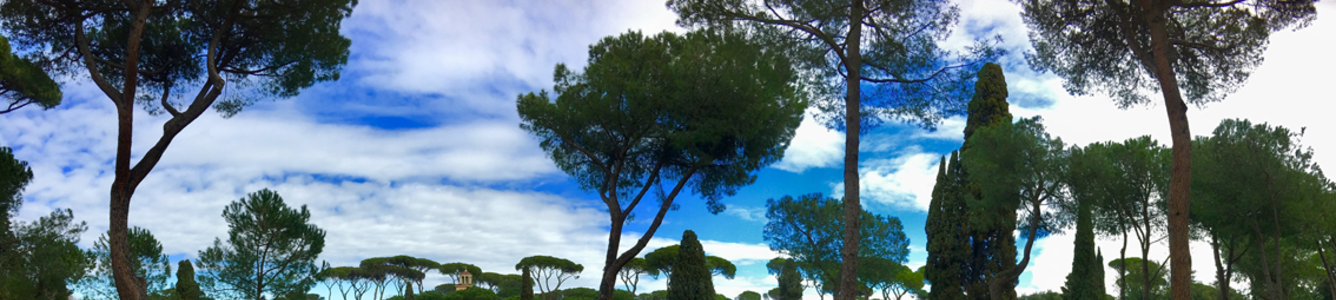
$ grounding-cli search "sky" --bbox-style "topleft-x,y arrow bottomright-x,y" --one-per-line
2,0 -> 1335,298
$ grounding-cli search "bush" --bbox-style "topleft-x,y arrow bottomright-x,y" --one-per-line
445,287 -> 502,300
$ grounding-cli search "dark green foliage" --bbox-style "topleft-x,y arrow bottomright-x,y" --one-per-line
763,193 -> 910,297
1018,291 -> 1064,300
517,29 -> 804,300
522,268 -> 534,300
197,189 -> 326,300
928,63 -> 1018,300
1063,194 -> 1103,300
714,294 -> 729,300
446,287 -> 502,300
0,208 -> 91,300
177,260 -> 205,300
0,36 -> 60,114
962,117 -> 1069,300
0,146 -> 31,253
419,291 -> 450,300
926,153 -> 969,300
776,260 -> 803,300
644,245 -> 736,280
77,227 -> 174,299
962,63 -> 1012,141
668,230 -> 715,300
737,291 -> 761,300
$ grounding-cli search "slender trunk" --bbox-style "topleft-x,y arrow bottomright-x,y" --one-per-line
837,2 -> 863,300
1253,225 -> 1279,300
1136,0 -> 1193,298
110,4 -> 152,300
1121,230 -> 1129,300
598,168 -> 694,300
1315,241 -> 1336,299
1212,236 -> 1228,300
1270,199 -> 1286,300
988,200 -> 1042,300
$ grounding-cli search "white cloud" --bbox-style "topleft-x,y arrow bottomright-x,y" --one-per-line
724,205 -> 768,223
343,0 -> 683,115
772,110 -> 845,173
830,147 -> 943,212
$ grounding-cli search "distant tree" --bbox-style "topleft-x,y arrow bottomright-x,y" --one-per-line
517,29 -> 804,300
441,263 -> 484,285
1085,137 -> 1170,300
620,258 -> 650,294
737,291 -> 761,300
0,0 -> 355,296
77,226 -> 174,299
704,257 -> 736,280
1018,0 -> 1321,292
197,189 -> 326,300
669,230 -> 715,300
0,36 -> 60,114
1,208 -> 92,299
1063,165 -> 1105,300
714,295 -> 729,300
364,257 -> 427,300
763,193 -> 910,299
177,259 -> 205,300
383,256 -> 439,294
516,256 -> 583,300
770,258 -> 804,300
867,263 -> 924,300
1107,258 -> 1167,300
961,116 -> 1070,300
496,274 -> 527,298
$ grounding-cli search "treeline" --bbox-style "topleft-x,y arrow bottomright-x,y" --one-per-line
923,64 -> 1336,300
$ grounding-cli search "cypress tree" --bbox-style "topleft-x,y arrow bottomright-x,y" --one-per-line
1095,250 -> 1106,298
176,259 -> 204,300
962,62 -> 1016,300
1063,197 -> 1099,300
777,260 -> 803,300
927,154 -> 968,300
522,267 -> 535,300
668,230 -> 715,300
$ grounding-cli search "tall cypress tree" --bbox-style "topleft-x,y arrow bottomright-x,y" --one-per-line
669,230 -> 715,300
1063,197 -> 1100,300
962,62 -> 1016,300
927,154 -> 968,300
777,260 -> 803,300
1095,250 -> 1106,298
522,267 -> 535,300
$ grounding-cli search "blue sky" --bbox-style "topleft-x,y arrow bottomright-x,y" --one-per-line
2,0 -> 1335,298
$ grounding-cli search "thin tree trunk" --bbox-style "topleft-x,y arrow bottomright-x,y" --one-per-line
1136,0 -> 1193,298
1212,236 -> 1228,300
597,167 -> 693,300
837,1 -> 863,300
1121,230 -> 1129,300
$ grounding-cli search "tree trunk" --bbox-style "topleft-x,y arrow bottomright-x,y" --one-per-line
1121,230 -> 1128,300
1139,0 -> 1193,298
109,4 -> 152,300
597,168 -> 695,300
837,1 -> 863,300
1212,236 -> 1228,300
988,201 -> 1041,300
